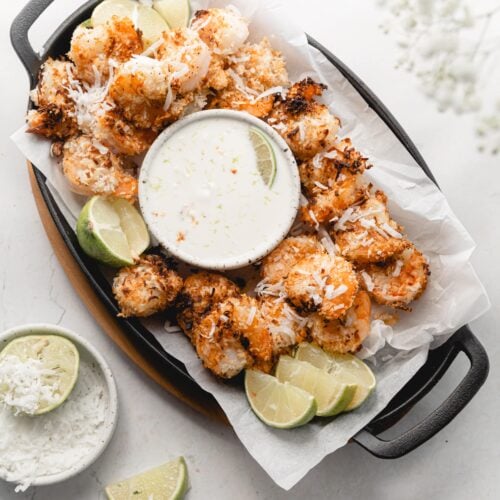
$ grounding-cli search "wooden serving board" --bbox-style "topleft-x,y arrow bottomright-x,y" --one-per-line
28,164 -> 228,425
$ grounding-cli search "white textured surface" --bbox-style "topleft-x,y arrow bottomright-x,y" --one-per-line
0,1 -> 498,498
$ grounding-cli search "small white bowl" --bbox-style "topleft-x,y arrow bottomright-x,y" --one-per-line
0,324 -> 118,488
139,109 -> 301,270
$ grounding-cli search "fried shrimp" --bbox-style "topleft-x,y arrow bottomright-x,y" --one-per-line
94,107 -> 156,156
27,59 -> 78,139
308,291 -> 371,354
299,139 -> 371,225
113,255 -> 183,318
193,295 -> 272,378
156,28 -> 211,93
333,191 -> 411,264
261,235 -> 325,285
68,17 -> 143,84
191,6 -> 249,56
109,29 -> 210,129
62,135 -> 138,199
268,78 -> 340,160
360,246 -> 430,309
209,38 -> 289,117
284,253 -> 359,320
176,272 -> 241,338
259,298 -> 307,356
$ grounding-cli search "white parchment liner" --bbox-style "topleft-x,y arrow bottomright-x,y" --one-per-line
11,0 -> 490,489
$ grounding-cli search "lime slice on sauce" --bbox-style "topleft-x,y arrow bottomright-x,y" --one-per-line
249,127 -> 277,187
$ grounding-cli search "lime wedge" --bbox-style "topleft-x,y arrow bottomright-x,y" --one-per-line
245,369 -> 317,429
92,0 -> 170,47
249,127 -> 277,187
275,355 -> 356,417
295,343 -> 376,411
0,335 -> 79,416
154,0 -> 190,28
76,196 -> 150,268
105,457 -> 188,500
80,18 -> 93,28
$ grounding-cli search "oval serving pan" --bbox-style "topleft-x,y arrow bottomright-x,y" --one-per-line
11,0 -> 489,459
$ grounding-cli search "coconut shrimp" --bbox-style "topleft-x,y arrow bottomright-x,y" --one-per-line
333,191 -> 411,264
27,59 -> 78,139
258,298 -> 307,356
61,135 -> 138,200
308,291 -> 371,354
156,28 -> 211,93
113,255 -> 183,318
68,17 -> 143,84
94,107 -> 157,156
284,253 -> 359,320
191,6 -> 249,56
360,246 -> 430,309
268,78 -> 340,160
209,38 -> 289,117
260,235 -> 325,285
193,295 -> 273,378
300,139 -> 371,225
176,272 -> 241,339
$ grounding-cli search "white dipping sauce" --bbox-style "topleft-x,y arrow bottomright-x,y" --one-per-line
140,112 -> 300,269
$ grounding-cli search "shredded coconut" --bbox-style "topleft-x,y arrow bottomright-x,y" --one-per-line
0,361 -> 108,492
164,320 -> 182,334
362,271 -> 374,292
0,355 -> 59,416
393,260 -> 404,277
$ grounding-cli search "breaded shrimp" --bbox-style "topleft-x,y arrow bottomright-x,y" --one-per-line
299,139 -> 371,225
209,38 -> 289,117
191,6 -> 249,56
156,28 -> 211,93
284,253 -> 359,320
176,272 -> 241,338
94,107 -> 156,156
62,135 -> 138,200
259,298 -> 307,356
68,17 -> 143,84
360,246 -> 430,309
308,291 -> 371,354
27,59 -> 78,139
268,78 -> 340,160
333,191 -> 411,264
193,295 -> 271,378
108,56 -> 170,129
113,255 -> 183,318
260,235 -> 325,285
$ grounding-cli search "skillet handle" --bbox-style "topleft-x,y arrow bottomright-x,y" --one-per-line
10,0 -> 55,85
352,326 -> 489,458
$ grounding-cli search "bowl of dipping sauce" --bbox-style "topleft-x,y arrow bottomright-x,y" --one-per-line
139,110 -> 300,270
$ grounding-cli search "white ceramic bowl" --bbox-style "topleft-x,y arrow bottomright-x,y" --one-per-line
0,324 -> 118,488
139,109 -> 301,270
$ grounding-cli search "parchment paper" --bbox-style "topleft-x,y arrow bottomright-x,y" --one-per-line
11,0 -> 490,490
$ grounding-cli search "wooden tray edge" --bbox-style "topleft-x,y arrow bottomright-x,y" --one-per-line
28,163 -> 228,425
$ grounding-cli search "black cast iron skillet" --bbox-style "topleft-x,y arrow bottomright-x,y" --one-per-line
11,0 -> 489,459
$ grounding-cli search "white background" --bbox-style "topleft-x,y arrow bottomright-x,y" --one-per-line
1,1 -> 499,498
